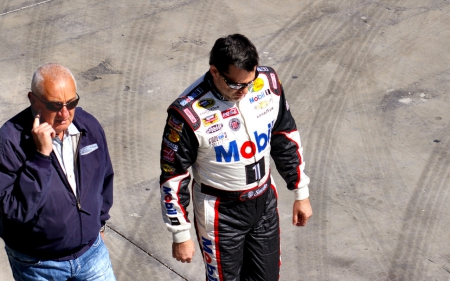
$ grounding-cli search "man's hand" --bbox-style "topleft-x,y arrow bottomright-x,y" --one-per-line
172,239 -> 195,263
292,198 -> 312,226
31,111 -> 55,156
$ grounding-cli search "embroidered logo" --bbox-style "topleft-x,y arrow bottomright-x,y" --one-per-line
80,144 -> 98,155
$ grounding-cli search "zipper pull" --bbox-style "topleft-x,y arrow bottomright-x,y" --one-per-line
77,199 -> 91,215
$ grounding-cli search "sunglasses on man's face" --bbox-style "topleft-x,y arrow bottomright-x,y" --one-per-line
220,69 -> 259,90
31,92 -> 80,112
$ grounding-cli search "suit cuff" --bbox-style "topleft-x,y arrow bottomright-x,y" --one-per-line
173,230 -> 191,243
294,186 -> 310,201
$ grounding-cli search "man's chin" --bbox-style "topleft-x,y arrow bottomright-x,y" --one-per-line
53,124 -> 70,134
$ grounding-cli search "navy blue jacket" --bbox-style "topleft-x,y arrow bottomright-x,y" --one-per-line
0,107 -> 114,259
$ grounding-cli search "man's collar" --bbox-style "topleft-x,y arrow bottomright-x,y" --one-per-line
67,123 -> 79,135
58,123 -> 79,140
206,71 -> 227,101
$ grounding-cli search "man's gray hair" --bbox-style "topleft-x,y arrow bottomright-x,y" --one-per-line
31,63 -> 77,96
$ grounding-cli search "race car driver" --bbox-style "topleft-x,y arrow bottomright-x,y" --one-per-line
159,33 -> 312,280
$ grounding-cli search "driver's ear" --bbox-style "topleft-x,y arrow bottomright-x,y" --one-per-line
210,65 -> 219,78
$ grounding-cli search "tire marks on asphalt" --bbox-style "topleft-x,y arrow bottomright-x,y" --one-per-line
252,1 -> 450,280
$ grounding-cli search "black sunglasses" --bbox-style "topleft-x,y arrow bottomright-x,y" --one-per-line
220,69 -> 259,90
31,92 -> 80,112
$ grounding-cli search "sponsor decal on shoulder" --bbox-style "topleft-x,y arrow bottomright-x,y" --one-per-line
166,128 -> 180,143
161,164 -> 176,174
229,118 -> 241,131
202,113 -> 219,127
168,115 -> 184,132
163,138 -> 178,151
196,98 -> 216,109
257,66 -> 270,72
221,107 -> 239,119
270,73 -> 278,90
249,77 -> 264,92
180,88 -> 204,107
183,108 -> 197,123
205,123 -> 223,134
162,147 -> 175,163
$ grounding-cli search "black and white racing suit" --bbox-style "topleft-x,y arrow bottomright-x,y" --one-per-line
159,66 -> 310,280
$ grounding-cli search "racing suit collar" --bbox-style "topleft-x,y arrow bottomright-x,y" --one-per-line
205,71 -> 228,102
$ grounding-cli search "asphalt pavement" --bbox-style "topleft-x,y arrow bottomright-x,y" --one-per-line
1,0 -> 450,280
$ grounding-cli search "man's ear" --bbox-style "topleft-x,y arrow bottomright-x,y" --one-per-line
28,92 -> 37,108
28,92 -> 33,103
210,65 -> 219,78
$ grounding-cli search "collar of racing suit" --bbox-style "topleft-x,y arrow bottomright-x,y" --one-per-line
205,71 -> 227,101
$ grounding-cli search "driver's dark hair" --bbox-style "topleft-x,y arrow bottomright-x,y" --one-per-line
209,34 -> 259,74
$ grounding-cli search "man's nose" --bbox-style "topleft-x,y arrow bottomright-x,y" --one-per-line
58,105 -> 70,117
239,87 -> 249,95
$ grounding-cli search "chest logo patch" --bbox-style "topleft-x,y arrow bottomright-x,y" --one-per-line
229,118 -> 241,131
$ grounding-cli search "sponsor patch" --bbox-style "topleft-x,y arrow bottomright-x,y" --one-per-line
168,115 -> 184,132
205,124 -> 223,134
257,107 -> 274,118
161,164 -> 176,173
180,88 -> 204,106
270,73 -> 278,90
163,138 -> 178,151
251,77 -> 264,92
249,89 -> 271,103
208,131 -> 228,146
202,113 -> 219,127
162,186 -> 177,215
198,105 -> 220,116
240,183 -> 268,201
255,98 -> 271,110
221,107 -> 239,119
196,98 -> 216,109
257,66 -> 270,72
229,118 -> 241,131
183,108 -> 197,123
166,129 -> 180,143
162,147 -> 175,163
169,217 -> 180,225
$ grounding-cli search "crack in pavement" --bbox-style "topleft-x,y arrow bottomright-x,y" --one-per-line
0,0 -> 53,17
106,225 -> 188,280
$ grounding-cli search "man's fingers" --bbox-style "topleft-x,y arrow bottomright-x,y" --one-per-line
33,111 -> 41,129
49,128 -> 56,139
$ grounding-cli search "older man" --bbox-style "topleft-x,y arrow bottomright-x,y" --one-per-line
0,63 -> 115,280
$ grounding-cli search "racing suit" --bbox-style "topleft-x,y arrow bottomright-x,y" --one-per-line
159,66 -> 310,280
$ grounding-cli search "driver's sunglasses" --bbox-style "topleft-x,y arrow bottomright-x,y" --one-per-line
220,69 -> 259,90
31,92 -> 80,112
